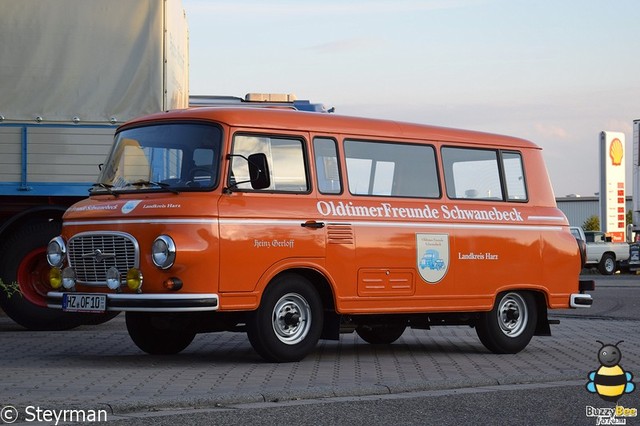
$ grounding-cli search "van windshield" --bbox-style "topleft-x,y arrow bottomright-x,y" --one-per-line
93,123 -> 222,194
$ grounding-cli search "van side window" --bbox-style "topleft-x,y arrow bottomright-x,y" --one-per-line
502,151 -> 527,201
442,147 -> 503,200
313,137 -> 341,194
231,134 -> 308,192
344,140 -> 439,198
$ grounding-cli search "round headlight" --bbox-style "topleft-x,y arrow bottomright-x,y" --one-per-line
47,237 -> 66,267
106,267 -> 121,290
151,235 -> 176,269
62,267 -> 76,290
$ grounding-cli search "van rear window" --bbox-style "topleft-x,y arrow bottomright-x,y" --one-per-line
441,147 -> 527,202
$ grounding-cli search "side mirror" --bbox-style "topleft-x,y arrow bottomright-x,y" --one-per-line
248,153 -> 270,190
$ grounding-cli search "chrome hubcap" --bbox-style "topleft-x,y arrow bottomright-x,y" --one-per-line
272,293 -> 311,345
497,292 -> 528,337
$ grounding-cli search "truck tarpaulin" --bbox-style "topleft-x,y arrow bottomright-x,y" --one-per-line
0,0 -> 189,124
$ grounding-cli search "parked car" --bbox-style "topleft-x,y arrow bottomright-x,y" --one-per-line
570,227 -> 630,275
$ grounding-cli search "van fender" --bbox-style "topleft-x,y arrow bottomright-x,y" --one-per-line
253,258 -> 337,303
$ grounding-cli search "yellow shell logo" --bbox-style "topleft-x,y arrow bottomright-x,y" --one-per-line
610,138 -> 623,166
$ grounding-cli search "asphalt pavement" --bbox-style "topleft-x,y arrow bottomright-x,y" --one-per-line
0,276 -> 638,424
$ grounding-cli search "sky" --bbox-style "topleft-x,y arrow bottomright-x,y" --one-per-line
182,0 -> 640,198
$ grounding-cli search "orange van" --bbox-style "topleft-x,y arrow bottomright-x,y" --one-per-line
46,108 -> 593,362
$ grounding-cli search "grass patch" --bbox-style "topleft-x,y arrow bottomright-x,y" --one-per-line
0,279 -> 21,298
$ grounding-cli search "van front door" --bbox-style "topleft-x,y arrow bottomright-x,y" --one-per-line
217,133 -> 325,295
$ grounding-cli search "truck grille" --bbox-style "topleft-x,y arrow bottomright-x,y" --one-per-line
67,232 -> 139,285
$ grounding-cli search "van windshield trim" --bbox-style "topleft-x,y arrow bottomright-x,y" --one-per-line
93,122 -> 223,194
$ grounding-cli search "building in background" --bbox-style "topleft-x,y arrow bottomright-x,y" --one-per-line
557,195 -> 632,229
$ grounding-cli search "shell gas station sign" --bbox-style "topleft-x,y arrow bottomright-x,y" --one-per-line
600,131 -> 626,242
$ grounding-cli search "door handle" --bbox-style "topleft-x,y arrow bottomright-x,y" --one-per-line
301,220 -> 325,229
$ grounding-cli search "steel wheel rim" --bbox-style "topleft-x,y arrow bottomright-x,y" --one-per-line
605,258 -> 615,273
17,247 -> 50,307
271,292 -> 311,345
497,292 -> 527,337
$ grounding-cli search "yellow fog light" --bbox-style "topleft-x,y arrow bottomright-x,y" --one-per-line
49,267 -> 62,289
126,268 -> 143,291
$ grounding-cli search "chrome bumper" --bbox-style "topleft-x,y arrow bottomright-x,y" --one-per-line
570,293 -> 593,308
47,291 -> 219,312
569,280 -> 596,308
571,279 -> 595,308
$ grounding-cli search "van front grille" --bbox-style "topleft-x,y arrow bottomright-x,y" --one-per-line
67,232 -> 139,285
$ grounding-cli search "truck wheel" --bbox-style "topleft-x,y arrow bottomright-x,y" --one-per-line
126,312 -> 196,355
247,273 -> 323,362
356,320 -> 407,344
0,222 -> 118,330
598,253 -> 616,275
475,291 -> 537,354
0,222 -> 85,330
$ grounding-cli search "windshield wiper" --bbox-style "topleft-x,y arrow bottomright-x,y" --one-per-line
127,180 -> 180,194
89,183 -> 118,196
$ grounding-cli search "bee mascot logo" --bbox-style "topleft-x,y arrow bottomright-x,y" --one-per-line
586,341 -> 635,402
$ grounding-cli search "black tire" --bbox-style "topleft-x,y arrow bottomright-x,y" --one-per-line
575,238 -> 587,269
598,253 -> 616,275
475,291 -> 537,354
356,319 -> 407,344
0,222 -> 80,330
0,221 -> 118,330
247,273 -> 323,362
126,312 -> 196,355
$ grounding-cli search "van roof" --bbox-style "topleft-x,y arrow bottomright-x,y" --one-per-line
123,107 -> 539,150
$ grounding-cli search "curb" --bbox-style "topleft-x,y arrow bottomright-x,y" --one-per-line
12,372 -> 587,415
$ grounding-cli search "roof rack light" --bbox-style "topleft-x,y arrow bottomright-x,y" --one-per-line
245,93 -> 297,103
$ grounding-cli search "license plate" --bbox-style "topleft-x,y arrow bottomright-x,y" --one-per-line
62,293 -> 107,313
